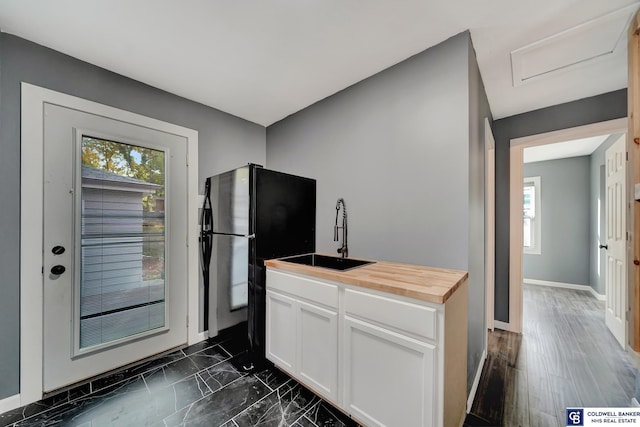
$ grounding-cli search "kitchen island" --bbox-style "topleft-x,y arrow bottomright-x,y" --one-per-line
264,255 -> 468,427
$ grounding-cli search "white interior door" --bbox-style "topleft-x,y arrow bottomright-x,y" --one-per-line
605,134 -> 627,348
43,103 -> 188,392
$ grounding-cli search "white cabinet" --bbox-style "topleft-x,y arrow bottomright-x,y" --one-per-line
265,270 -> 339,401
265,290 -> 296,371
343,288 -> 439,426
343,316 -> 436,427
265,267 -> 467,427
297,300 -> 338,399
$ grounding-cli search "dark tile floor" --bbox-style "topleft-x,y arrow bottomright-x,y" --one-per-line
0,325 -> 360,427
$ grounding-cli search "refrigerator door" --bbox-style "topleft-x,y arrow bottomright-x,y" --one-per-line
247,168 -> 315,362
254,168 -> 316,259
209,165 -> 251,236
210,233 -> 250,326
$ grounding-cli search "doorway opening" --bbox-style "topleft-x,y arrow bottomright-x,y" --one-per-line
508,118 -> 629,341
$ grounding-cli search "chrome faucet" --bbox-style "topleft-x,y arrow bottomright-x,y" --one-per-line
334,198 -> 348,258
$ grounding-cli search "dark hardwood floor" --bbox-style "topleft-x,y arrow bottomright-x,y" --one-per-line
467,284 -> 636,427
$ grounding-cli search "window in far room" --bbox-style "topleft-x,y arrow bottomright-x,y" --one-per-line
523,176 -> 541,255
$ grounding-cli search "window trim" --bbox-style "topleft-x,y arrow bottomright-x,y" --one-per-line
523,176 -> 541,255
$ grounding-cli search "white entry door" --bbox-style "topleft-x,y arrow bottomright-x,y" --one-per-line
605,134 -> 627,348
43,103 -> 188,392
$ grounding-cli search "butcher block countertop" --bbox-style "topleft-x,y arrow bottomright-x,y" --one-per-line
264,255 -> 468,304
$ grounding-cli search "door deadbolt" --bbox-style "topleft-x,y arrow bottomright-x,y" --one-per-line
52,246 -> 65,255
50,265 -> 66,275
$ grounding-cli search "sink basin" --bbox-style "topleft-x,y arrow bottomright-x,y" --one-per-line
281,254 -> 374,271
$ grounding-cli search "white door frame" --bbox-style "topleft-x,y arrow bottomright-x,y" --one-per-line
485,119 -> 496,332
507,118 -> 628,334
20,83 -> 201,406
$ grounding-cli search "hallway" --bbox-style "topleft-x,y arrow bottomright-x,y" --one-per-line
468,284 -> 636,426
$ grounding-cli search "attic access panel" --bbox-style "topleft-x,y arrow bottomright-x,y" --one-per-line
511,5 -> 637,86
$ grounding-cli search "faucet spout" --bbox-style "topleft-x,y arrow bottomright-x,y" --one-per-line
334,198 -> 348,258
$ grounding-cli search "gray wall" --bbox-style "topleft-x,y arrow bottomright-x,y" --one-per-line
267,32 -> 470,268
589,134 -> 622,294
493,90 -> 627,322
523,157 -> 591,285
468,38 -> 491,396
266,32 -> 489,395
0,33 -> 266,400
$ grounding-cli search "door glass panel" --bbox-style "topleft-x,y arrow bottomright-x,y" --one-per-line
80,136 -> 166,349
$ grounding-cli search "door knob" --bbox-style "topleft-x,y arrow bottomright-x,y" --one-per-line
599,244 -> 608,250
50,265 -> 66,275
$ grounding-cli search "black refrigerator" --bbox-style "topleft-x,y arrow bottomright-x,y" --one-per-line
201,164 -> 316,365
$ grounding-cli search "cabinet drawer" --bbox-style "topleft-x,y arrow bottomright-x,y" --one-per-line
344,289 -> 437,341
266,269 -> 338,308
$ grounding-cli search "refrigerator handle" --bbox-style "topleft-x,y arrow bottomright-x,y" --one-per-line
201,177 -> 214,332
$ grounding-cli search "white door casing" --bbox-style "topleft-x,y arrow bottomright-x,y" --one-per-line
20,83 -> 199,405
485,118 -> 495,332
605,134 -> 628,348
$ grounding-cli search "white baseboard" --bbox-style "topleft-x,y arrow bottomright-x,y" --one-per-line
189,330 -> 208,346
467,348 -> 487,413
589,287 -> 606,301
493,320 -> 511,331
524,278 -> 605,300
0,393 -> 21,414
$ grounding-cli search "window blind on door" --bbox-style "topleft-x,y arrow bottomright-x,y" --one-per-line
79,137 -> 166,349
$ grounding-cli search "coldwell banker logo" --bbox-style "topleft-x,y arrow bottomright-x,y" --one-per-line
567,408 -> 584,426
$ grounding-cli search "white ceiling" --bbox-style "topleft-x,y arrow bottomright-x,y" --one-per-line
0,0 -> 638,126
523,135 -> 610,163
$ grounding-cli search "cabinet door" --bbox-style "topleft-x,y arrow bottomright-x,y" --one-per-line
297,299 -> 338,401
343,316 -> 436,427
265,290 -> 296,372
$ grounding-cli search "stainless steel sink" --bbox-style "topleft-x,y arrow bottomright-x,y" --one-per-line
281,254 -> 374,271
